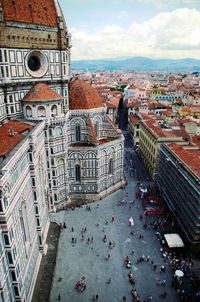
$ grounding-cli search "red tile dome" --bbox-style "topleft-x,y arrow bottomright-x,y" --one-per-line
69,78 -> 103,110
1,0 -> 58,27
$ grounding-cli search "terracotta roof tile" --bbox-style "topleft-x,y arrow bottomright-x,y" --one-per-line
1,0 -> 57,26
129,115 -> 140,126
0,121 -> 32,157
69,78 -> 103,110
167,143 -> 200,178
23,83 -> 62,102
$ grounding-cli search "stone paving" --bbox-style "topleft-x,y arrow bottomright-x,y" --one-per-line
49,153 -> 179,302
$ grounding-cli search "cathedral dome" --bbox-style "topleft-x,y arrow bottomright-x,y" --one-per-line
69,78 -> 103,110
1,0 -> 57,27
23,83 -> 62,102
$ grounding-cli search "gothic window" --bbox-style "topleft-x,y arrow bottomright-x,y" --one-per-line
109,159 -> 113,174
7,251 -> 13,264
14,286 -> 19,296
38,235 -> 42,245
1,66 -> 4,78
6,66 -> 9,77
11,271 -> 16,281
4,50 -> 7,62
4,234 -> 9,246
51,105 -> 57,116
75,124 -> 81,142
26,106 -> 32,117
75,165 -> 81,182
9,95 -> 13,103
33,191 -> 37,201
32,178 -> 35,186
37,106 -> 46,117
55,127 -> 62,136
35,206 -> 39,215
54,194 -> 57,201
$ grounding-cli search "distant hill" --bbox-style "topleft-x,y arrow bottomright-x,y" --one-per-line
71,56 -> 200,71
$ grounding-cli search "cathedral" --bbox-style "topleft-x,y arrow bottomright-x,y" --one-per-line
0,0 -> 125,301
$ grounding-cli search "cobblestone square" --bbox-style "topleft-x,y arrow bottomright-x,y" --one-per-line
49,153 -> 179,302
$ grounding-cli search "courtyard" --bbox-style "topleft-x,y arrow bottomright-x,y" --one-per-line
49,147 -> 179,302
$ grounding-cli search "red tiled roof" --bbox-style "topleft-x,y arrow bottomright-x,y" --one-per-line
129,115 -> 140,126
192,136 -> 200,147
142,118 -> 188,139
167,143 -> 200,178
23,83 -> 62,102
69,78 -> 103,110
1,0 -> 57,26
0,121 -> 33,157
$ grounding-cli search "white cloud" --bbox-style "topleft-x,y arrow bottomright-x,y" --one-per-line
117,10 -> 128,19
70,8 -> 200,60
132,0 -> 198,9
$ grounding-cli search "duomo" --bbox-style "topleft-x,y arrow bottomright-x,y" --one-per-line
0,0 -> 125,301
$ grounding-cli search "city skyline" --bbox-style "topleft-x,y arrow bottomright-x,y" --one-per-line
60,0 -> 200,61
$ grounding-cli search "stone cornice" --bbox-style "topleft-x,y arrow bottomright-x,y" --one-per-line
69,107 -> 107,118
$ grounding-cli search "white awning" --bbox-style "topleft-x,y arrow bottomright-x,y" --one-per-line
164,233 -> 184,248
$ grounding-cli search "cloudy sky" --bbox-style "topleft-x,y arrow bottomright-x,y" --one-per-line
59,0 -> 200,61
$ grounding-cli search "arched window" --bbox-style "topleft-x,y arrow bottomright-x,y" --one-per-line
55,127 -> 62,136
109,159 -> 113,174
26,106 -> 32,117
35,206 -> 39,215
14,286 -> 19,296
75,124 -> 81,141
37,106 -> 46,117
4,234 -> 9,246
51,105 -> 58,116
75,165 -> 81,182
32,178 -> 35,186
11,271 -> 16,281
49,129 -> 53,137
7,251 -> 13,264
33,191 -> 37,201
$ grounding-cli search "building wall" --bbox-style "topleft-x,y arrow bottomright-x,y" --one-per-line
156,145 -> 200,243
139,122 -> 158,176
139,122 -> 185,177
0,123 -> 49,301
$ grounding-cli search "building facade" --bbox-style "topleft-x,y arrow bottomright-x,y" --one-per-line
0,0 -> 125,301
156,143 -> 200,245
